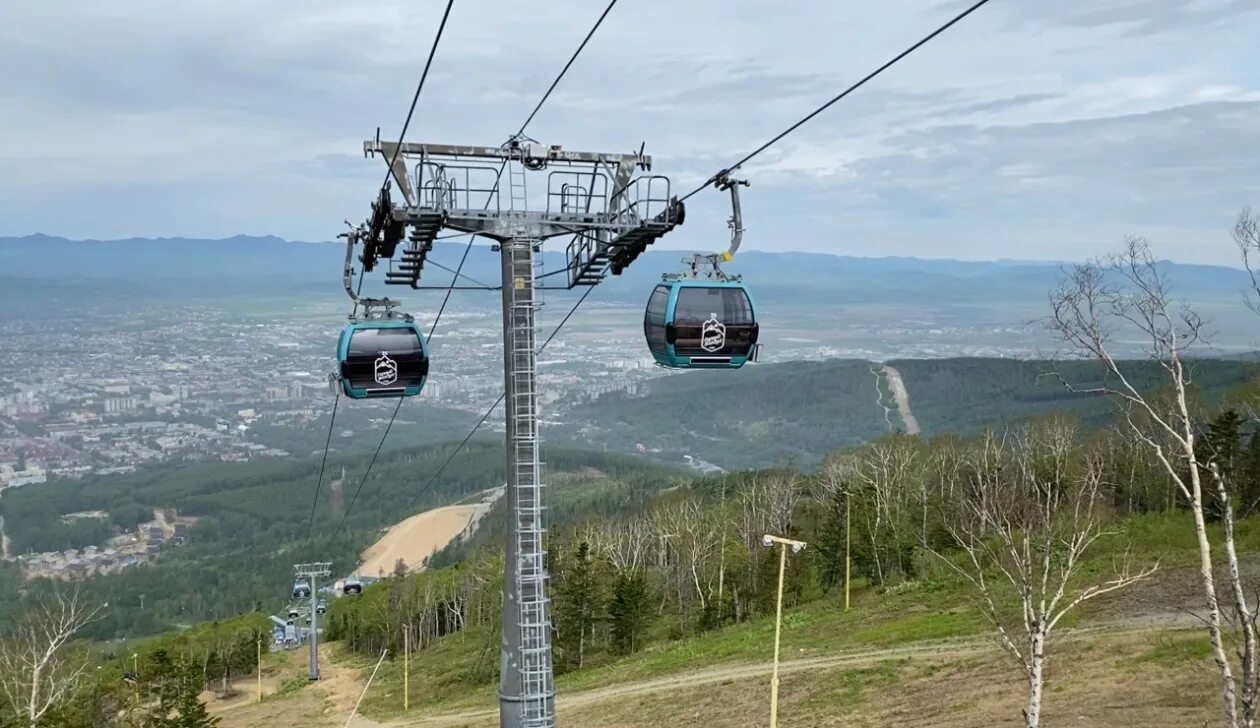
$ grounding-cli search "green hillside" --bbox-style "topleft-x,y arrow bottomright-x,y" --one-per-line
317,414 -> 1260,725
4,356 -> 1257,640
0,443 -> 682,639
889,357 -> 1260,437
558,360 -> 889,468
561,357 -> 1260,468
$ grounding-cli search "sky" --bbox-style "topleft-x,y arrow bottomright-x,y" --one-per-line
2,0 -> 1258,265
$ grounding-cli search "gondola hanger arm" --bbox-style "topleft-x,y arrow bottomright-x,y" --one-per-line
716,174 -> 749,261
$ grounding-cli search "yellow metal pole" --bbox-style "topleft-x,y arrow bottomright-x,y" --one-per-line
770,543 -> 787,728
257,639 -> 262,703
844,491 -> 851,612
404,626 -> 410,711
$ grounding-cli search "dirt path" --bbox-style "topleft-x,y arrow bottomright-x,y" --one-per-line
212,643 -> 387,728
881,364 -> 920,435
384,613 -> 1199,727
870,365 -> 895,431
386,641 -> 994,727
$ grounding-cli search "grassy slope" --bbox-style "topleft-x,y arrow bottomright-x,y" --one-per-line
326,512 -> 1253,724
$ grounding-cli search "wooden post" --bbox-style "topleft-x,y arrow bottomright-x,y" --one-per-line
257,639 -> 262,703
769,544 -> 787,728
844,490 -> 851,612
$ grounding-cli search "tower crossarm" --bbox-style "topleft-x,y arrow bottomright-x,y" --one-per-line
365,138 -> 682,247
365,140 -> 650,169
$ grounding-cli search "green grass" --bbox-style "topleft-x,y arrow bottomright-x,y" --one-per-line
798,661 -> 902,713
343,511 -> 1235,721
350,626 -> 501,719
351,579 -> 985,720
1130,634 -> 1213,666
848,609 -> 983,646
271,674 -> 312,700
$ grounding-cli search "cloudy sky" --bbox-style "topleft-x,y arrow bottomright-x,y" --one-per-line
2,0 -> 1258,264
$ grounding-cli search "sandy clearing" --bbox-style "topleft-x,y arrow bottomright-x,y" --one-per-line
358,505 -> 481,578
882,364 -> 920,435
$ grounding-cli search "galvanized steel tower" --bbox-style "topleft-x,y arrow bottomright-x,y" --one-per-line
361,135 -> 683,727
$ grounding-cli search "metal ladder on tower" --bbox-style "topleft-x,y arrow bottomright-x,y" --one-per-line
508,160 -> 528,216
508,245 -> 553,728
507,158 -> 546,306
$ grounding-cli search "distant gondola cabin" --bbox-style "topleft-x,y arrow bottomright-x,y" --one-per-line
336,320 -> 429,399
644,281 -> 758,368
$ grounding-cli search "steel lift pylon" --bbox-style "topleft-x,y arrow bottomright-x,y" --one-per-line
360,135 -> 684,728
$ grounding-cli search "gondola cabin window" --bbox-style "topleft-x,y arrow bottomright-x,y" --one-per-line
644,285 -> 670,356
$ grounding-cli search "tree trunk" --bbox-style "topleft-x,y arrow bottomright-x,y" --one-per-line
1025,631 -> 1045,728
1216,473 -> 1258,727
27,662 -> 40,728
1189,477 -> 1240,728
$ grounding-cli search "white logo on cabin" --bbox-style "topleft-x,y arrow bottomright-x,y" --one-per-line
701,314 -> 726,353
374,352 -> 398,386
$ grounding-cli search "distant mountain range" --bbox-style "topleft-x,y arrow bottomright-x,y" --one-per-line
3,233 -> 1253,310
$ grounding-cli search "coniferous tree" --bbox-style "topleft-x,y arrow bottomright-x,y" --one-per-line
171,686 -> 218,728
813,489 -> 849,592
141,650 -> 218,728
1201,409 -> 1246,520
553,542 -> 601,671
608,571 -> 650,655
1240,428 -> 1260,516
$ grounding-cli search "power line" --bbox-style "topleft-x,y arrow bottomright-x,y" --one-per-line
307,0 -> 453,554
678,0 -> 995,203
404,284 -> 596,510
516,0 -> 619,137
329,397 -> 405,544
378,0 -> 456,195
426,238 -> 477,344
424,259 -> 497,290
303,393 -> 340,544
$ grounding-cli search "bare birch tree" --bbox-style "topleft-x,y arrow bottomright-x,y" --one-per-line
0,589 -> 105,728
1234,208 -> 1260,317
928,425 -> 1156,728
829,437 -> 923,583
1048,236 -> 1258,728
585,517 -> 652,577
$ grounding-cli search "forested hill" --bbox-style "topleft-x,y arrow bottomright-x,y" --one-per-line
560,357 -> 1260,468
1,355 -> 1256,638
0,443 -> 682,638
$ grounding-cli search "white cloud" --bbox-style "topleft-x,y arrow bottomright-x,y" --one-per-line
0,0 -> 1257,266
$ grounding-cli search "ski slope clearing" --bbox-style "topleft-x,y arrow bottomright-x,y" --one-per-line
358,491 -> 499,577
